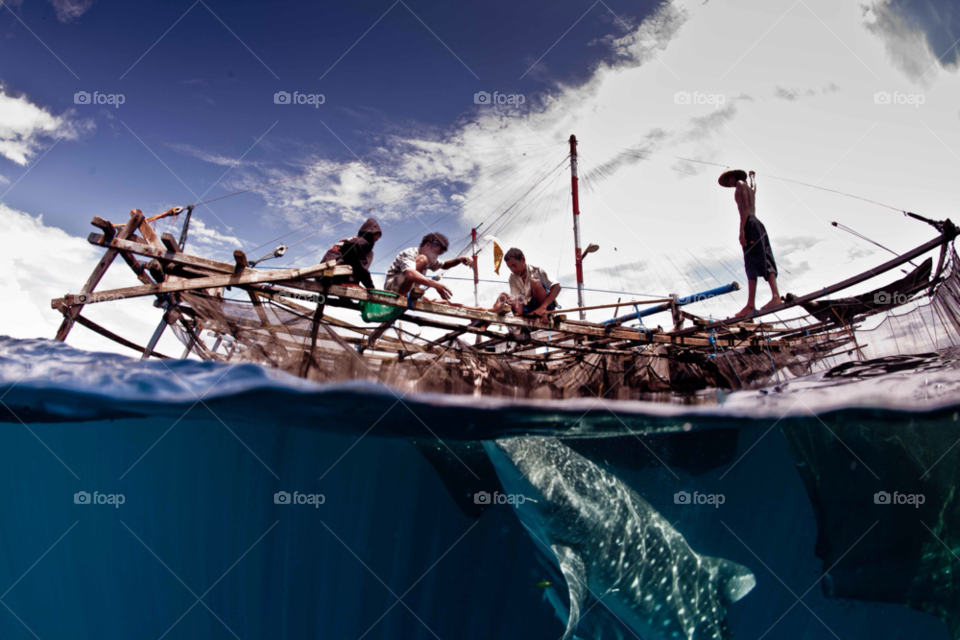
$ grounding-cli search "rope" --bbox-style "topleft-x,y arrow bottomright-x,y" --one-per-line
603,146 -> 911,215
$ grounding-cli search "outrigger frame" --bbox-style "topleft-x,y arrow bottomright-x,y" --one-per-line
50,209 -> 959,394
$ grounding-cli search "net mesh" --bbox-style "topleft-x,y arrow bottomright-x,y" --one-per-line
165,249 -> 960,398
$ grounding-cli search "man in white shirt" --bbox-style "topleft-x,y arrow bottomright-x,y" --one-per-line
492,247 -> 561,318
383,232 -> 471,300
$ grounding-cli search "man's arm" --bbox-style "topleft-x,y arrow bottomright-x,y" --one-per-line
404,261 -> 453,300
340,239 -> 376,288
533,283 -> 561,316
440,257 -> 471,270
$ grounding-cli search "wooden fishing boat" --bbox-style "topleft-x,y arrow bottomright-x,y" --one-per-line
49,200 -> 960,399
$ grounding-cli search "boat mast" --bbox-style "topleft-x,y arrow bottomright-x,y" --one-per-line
570,134 -> 586,319
471,227 -> 479,307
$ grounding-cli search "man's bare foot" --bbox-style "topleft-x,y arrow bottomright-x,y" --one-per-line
760,296 -> 782,310
735,305 -> 755,318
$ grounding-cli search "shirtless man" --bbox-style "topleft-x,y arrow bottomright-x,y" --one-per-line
732,171 -> 781,317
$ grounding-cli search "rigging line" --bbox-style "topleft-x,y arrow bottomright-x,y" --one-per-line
555,190 -> 571,280
537,167 -> 566,238
385,150 -> 559,265
686,249 -> 724,286
371,146 -> 563,266
605,146 -> 911,214
275,218 -> 362,268
673,255 -> 719,317
832,221 -> 919,267
284,217 -> 355,250
367,144 -> 559,216
456,159 -> 563,256
483,160 -> 571,245
514,163 -> 564,241
248,219 -> 317,254
474,159 -> 570,247
474,154 -> 570,234
459,140 -> 568,151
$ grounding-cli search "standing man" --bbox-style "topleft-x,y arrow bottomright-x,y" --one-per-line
719,170 -> 781,317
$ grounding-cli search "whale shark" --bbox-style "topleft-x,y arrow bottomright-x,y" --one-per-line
482,437 -> 756,640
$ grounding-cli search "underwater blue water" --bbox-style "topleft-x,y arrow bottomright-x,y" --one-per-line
0,336 -> 957,640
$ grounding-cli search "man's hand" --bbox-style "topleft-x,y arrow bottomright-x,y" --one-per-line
739,230 -> 747,248
531,305 -> 549,318
460,257 -> 472,267
433,282 -> 453,301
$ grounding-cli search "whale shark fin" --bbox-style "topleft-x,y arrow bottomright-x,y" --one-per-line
552,544 -> 587,640
704,556 -> 757,605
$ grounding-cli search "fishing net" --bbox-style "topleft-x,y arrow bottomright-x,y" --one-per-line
163,249 -> 960,398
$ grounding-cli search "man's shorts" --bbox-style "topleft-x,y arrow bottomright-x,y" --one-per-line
521,278 -> 558,314
743,236 -> 778,280
383,272 -> 407,294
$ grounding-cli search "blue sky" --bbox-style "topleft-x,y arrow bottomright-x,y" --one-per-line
3,0 -> 960,352
1,0 -> 656,244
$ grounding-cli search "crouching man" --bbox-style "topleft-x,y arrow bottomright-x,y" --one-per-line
383,232 -> 471,301
492,247 -> 561,319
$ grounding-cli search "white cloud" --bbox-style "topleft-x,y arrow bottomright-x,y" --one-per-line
48,0 -> 95,22
863,0 -> 960,83
187,217 -> 244,253
0,204 -> 185,357
0,85 -> 88,166
167,142 -> 246,168
863,1 -> 939,83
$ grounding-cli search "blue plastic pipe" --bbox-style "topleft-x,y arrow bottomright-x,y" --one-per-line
600,282 -> 740,325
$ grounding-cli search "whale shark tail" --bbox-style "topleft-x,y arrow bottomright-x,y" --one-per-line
704,555 -> 757,605
551,544 -> 588,640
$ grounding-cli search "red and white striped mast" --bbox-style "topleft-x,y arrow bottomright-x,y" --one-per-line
471,227 -> 479,307
570,134 -> 586,320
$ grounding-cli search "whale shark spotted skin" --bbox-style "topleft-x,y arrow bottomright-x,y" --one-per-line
482,437 -> 756,640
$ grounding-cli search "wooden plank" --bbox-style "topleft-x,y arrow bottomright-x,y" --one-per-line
247,290 -> 271,327
91,216 -> 115,241
73,312 -> 172,359
53,261 -> 346,308
234,250 -> 249,274
55,210 -> 145,341
89,234 -> 238,274
160,232 -> 181,253
136,210 -> 165,251
366,316 -> 403,349
301,295 -> 327,378
324,284 -> 734,348
671,229 -> 954,337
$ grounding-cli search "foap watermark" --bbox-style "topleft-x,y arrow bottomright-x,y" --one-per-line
74,491 -> 125,508
674,91 -> 726,108
674,490 -> 725,508
874,491 -> 925,508
474,91 -> 525,107
874,291 -> 909,305
76,292 -> 124,303
274,491 -> 325,507
874,91 -> 925,108
473,490 -> 528,508
274,91 -> 325,108
277,292 -> 325,305
74,91 -> 125,108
